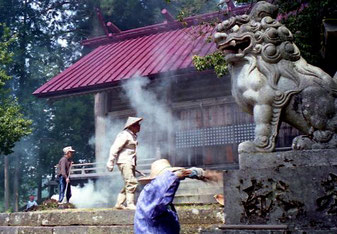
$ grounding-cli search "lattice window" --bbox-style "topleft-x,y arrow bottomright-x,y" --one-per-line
176,124 -> 255,148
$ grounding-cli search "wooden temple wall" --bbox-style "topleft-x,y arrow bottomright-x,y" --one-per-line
171,98 -> 299,169
96,71 -> 300,169
172,98 -> 252,168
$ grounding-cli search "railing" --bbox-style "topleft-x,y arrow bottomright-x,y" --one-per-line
54,160 -> 153,180
54,162 -> 113,180
70,162 -> 106,176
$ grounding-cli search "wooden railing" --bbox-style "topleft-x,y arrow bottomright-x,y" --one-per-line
54,162 -> 113,180
54,160 -> 152,180
70,162 -> 106,176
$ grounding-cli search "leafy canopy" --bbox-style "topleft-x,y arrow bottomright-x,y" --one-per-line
193,0 -> 337,77
0,24 -> 31,155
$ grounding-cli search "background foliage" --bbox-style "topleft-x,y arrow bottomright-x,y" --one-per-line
193,0 -> 337,77
0,24 -> 31,156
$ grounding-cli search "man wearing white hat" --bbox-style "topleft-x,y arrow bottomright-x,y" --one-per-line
106,116 -> 143,210
134,159 -> 210,233
57,146 -> 75,204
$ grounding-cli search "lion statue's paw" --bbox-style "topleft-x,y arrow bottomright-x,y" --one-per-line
238,141 -> 256,153
238,140 -> 269,153
292,135 -> 314,150
239,135 -> 275,153
293,133 -> 337,150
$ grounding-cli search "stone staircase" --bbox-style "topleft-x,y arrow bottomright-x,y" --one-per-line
0,206 -> 224,234
174,178 -> 223,204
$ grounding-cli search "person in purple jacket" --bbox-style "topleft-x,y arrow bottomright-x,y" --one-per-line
134,159 -> 206,234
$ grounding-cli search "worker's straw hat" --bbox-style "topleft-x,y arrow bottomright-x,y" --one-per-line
138,159 -> 183,184
123,117 -> 143,129
63,146 -> 75,154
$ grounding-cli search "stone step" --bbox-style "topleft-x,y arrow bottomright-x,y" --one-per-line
135,164 -> 151,170
0,226 -> 134,234
174,194 -> 219,204
175,185 -> 222,195
0,207 -> 224,234
0,224 -> 222,234
0,207 -> 223,227
179,178 -> 222,188
137,157 -> 156,164
201,225 -> 337,234
174,193 -> 222,203
173,178 -> 223,204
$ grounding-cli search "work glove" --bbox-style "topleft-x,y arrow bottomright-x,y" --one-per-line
174,169 -> 191,179
106,159 -> 114,172
188,167 -> 204,180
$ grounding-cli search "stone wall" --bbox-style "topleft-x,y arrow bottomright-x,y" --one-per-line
0,207 -> 224,234
222,149 -> 337,232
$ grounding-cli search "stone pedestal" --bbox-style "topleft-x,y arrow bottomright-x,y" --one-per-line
222,149 -> 337,232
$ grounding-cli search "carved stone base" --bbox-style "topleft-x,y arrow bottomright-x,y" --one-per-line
223,149 -> 337,230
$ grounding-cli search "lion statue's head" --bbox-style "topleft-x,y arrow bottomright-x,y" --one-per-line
214,1 -> 335,99
214,1 -> 301,65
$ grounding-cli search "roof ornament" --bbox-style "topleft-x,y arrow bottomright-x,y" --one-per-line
161,9 -> 175,23
107,22 -> 121,34
218,0 -> 235,11
96,8 -> 122,38
96,8 -> 109,36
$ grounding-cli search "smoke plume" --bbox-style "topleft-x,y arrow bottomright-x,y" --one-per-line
69,75 -> 180,208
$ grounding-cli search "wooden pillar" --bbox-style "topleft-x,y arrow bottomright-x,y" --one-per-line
199,102 -> 206,168
94,92 -> 107,163
167,82 -> 176,165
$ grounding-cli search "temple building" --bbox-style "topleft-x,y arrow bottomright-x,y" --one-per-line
34,4 -> 298,173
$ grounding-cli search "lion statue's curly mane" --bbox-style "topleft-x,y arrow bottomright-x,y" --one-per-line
214,1 -> 337,153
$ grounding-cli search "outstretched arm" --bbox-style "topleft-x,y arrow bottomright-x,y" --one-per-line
106,132 -> 127,171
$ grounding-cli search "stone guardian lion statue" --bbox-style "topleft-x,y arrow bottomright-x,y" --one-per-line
214,1 -> 337,153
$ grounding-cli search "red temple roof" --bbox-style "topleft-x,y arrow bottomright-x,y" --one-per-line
33,6 -> 250,98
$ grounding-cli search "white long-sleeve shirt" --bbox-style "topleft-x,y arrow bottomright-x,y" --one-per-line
26,200 -> 38,209
107,129 -> 138,167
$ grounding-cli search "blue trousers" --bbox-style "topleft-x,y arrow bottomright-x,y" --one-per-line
58,175 -> 71,202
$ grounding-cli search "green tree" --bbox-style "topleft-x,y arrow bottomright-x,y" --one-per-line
0,0 -> 96,211
0,24 -> 31,212
99,0 -> 218,30
0,24 -> 31,156
274,0 -> 337,68
193,0 -> 337,77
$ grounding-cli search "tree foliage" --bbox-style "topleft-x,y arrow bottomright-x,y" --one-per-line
193,51 -> 228,77
0,0 -> 96,211
193,0 -> 337,77
274,0 -> 337,66
0,24 -> 31,155
98,0 -> 218,30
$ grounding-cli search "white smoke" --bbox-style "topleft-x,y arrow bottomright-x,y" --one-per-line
122,76 -> 174,132
70,75 -> 180,208
94,117 -> 125,164
70,178 -> 123,208
121,75 -> 182,158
